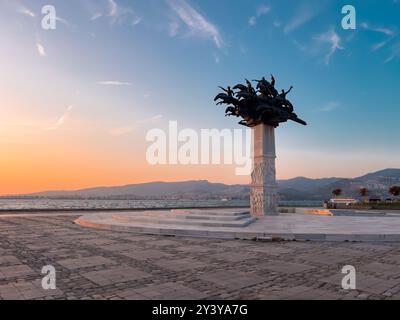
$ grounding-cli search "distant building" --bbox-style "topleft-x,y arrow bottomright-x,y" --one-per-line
368,197 -> 382,203
327,198 -> 359,208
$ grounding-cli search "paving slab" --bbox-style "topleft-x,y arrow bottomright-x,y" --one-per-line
58,256 -> 116,270
82,266 -> 151,286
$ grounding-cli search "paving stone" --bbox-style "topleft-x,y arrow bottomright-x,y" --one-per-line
209,251 -> 258,263
121,249 -> 172,261
175,245 -> 214,253
82,266 -> 151,286
246,245 -> 293,256
0,255 -> 21,265
0,265 -> 35,279
148,239 -> 181,247
119,283 -> 207,300
297,253 -> 351,265
257,261 -> 315,274
360,262 -> 400,278
152,258 -> 207,271
58,256 -> 116,270
198,270 -> 266,291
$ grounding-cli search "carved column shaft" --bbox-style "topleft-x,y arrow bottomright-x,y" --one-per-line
250,124 -> 279,216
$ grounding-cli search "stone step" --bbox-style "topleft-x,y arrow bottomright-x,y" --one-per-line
174,213 -> 252,221
113,215 -> 257,228
171,209 -> 250,217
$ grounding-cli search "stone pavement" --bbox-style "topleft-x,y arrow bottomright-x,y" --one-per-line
1,214 -> 400,300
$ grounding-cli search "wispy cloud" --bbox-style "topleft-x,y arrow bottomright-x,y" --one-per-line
110,115 -> 162,136
384,42 -> 400,63
273,20 -> 281,28
284,4 -> 319,33
360,22 -> 395,36
213,53 -> 220,64
248,5 -> 271,27
45,105 -> 73,131
107,0 -> 142,26
97,81 -> 132,86
314,28 -> 343,65
169,20 -> 180,37
108,0 -> 118,17
319,101 -> 340,112
56,16 -> 72,27
91,12 -> 103,21
17,6 -> 35,18
372,38 -> 394,51
138,114 -> 163,125
109,126 -> 135,136
167,0 -> 224,49
36,43 -> 46,57
360,22 -> 397,55
90,0 -> 141,26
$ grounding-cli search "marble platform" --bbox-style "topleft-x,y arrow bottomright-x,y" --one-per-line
75,208 -> 400,242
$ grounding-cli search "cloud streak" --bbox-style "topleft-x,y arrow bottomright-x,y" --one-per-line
17,6 -> 36,18
320,101 -> 340,112
361,22 -> 395,36
45,105 -> 73,131
109,126 -> 135,136
36,43 -> 46,57
97,81 -> 132,86
384,42 -> 400,63
248,5 -> 271,26
107,0 -> 142,26
89,0 -> 141,26
284,5 -> 318,33
138,114 -> 163,125
110,115 -> 162,136
167,0 -> 224,48
314,29 -> 343,65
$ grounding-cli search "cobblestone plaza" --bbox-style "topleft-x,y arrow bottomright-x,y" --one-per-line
1,213 -> 400,300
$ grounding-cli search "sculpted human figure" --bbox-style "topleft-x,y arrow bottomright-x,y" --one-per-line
279,86 -> 293,100
253,77 -> 269,95
276,86 -> 294,112
245,79 -> 257,95
270,75 -> 276,88
218,86 -> 234,97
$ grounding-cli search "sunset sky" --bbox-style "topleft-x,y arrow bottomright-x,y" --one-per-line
1,0 -> 399,195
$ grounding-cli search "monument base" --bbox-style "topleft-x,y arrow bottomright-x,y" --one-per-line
250,124 -> 279,217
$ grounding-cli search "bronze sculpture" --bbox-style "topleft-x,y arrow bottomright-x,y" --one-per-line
214,75 -> 307,128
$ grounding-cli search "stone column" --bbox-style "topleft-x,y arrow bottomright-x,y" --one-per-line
250,124 -> 279,216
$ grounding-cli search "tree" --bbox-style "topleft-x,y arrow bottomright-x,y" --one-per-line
389,186 -> 400,198
359,187 -> 369,203
359,187 -> 368,197
332,188 -> 342,198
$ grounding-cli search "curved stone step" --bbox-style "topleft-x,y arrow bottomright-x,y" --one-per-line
171,209 -> 250,217
174,213 -> 252,221
112,214 -> 257,228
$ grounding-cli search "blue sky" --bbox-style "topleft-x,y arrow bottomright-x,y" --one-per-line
0,0 -> 399,192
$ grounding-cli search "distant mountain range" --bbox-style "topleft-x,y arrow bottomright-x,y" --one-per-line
278,168 -> 400,200
4,169 -> 400,201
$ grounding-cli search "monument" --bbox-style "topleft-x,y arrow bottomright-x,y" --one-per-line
214,75 -> 307,216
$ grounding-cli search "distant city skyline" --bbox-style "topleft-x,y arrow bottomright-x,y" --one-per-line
1,0 -> 399,195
